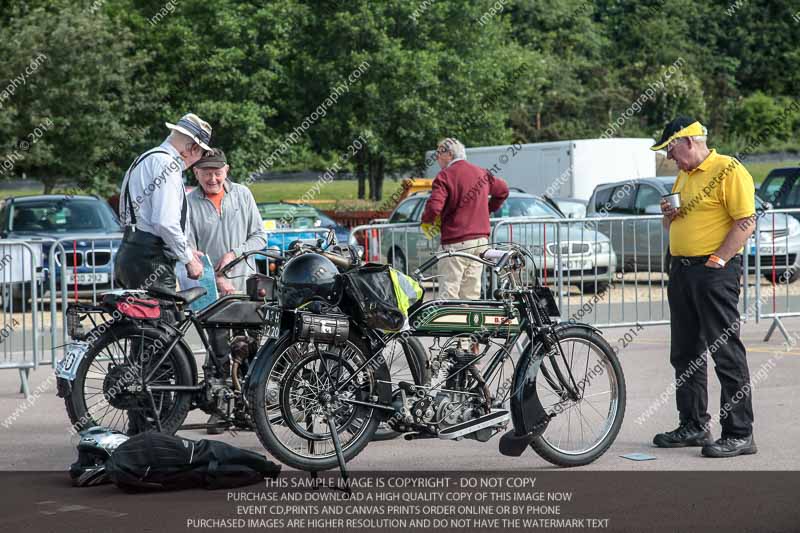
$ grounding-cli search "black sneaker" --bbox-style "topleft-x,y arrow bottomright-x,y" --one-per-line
653,422 -> 713,448
701,435 -> 757,458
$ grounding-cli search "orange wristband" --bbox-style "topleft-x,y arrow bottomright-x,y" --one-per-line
709,254 -> 726,267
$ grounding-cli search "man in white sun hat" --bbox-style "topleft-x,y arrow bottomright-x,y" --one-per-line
116,113 -> 213,292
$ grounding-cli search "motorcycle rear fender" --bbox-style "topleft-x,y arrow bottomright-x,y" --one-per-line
501,322 -> 601,457
54,323 -> 198,396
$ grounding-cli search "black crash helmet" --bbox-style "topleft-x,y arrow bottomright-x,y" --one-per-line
69,426 -> 130,487
277,253 -> 340,309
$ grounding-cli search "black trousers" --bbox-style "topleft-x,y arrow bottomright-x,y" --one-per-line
667,256 -> 753,438
114,228 -> 177,291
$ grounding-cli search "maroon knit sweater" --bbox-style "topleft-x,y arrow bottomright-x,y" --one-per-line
421,159 -> 509,245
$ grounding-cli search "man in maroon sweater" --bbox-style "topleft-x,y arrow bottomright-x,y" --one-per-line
421,138 -> 509,299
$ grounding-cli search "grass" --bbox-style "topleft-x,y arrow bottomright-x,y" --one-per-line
0,188 -> 44,200
746,160 -> 800,184
248,180 -> 399,206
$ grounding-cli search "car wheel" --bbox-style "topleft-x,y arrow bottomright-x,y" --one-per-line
764,269 -> 800,284
387,247 -> 407,273
578,281 -> 609,294
1,282 -> 31,311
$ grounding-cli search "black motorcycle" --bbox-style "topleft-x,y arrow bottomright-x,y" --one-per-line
245,242 -> 626,476
56,235 -> 427,437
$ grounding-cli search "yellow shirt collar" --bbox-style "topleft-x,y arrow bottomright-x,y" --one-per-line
690,149 -> 717,173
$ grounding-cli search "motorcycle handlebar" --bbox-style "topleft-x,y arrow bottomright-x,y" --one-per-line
322,251 -> 353,270
413,246 -> 522,278
493,251 -> 511,274
217,250 -> 285,276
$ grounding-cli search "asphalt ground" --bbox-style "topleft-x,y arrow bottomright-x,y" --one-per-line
0,316 -> 799,532
1,319 -> 798,471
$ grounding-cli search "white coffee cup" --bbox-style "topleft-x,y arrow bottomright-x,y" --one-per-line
662,193 -> 681,209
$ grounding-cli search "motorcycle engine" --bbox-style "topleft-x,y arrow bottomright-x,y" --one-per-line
390,343 -> 490,439
432,348 -> 486,429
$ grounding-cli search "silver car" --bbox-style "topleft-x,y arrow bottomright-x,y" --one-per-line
587,177 -> 800,282
377,191 -> 617,293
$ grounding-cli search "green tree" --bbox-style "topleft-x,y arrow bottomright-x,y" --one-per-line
284,0 -> 539,200
729,92 -> 799,144
509,0 -> 624,142
0,2 -> 150,194
107,0 -> 304,186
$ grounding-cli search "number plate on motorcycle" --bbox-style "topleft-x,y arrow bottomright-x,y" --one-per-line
260,305 -> 282,339
55,341 -> 89,381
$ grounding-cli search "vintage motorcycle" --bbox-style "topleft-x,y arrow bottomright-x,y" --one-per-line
244,242 -> 626,475
56,233 -> 427,437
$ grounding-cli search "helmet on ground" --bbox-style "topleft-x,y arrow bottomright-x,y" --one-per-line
69,426 -> 129,487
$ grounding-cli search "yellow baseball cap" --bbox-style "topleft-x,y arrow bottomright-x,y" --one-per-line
651,116 -> 707,151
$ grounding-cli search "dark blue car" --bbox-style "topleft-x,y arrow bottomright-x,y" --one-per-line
0,195 -> 122,305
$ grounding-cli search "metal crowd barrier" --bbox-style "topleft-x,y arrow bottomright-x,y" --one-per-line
350,221 -> 443,297
4,208 -> 800,396
0,240 -> 41,397
350,215 -> 771,331
48,233 -> 124,366
752,208 -> 800,343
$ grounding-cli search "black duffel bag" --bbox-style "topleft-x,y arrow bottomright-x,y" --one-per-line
340,263 -> 405,331
105,431 -> 280,491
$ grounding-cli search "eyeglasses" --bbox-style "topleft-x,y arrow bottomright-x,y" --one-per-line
666,138 -> 684,154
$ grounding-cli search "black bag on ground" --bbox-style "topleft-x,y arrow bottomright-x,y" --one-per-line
105,431 -> 280,491
340,263 -> 405,331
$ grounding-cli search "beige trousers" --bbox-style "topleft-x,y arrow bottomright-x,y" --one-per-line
438,237 -> 489,300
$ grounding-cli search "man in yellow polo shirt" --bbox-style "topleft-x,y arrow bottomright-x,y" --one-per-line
652,116 -> 757,458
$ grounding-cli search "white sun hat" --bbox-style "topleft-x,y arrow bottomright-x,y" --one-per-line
165,113 -> 213,151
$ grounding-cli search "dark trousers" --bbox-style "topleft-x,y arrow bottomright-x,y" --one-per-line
668,256 -> 754,438
207,328 -> 246,377
114,228 -> 177,291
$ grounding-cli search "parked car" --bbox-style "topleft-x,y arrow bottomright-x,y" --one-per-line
255,202 -> 356,273
587,177 -> 800,282
757,167 -> 800,218
0,195 -> 122,305
549,197 -> 588,219
257,202 -> 352,249
378,190 -> 617,293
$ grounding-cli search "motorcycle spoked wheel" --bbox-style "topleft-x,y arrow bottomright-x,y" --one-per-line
66,323 -> 194,436
523,326 -> 626,467
247,333 -> 381,472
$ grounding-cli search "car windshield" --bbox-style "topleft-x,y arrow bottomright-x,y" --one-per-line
492,197 -> 562,218
258,203 -> 320,229
759,172 -> 800,207
317,212 -> 338,227
10,199 -> 120,233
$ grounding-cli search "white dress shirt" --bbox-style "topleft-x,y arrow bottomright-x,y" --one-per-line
119,139 -> 192,264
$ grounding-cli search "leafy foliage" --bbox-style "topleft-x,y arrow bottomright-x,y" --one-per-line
0,0 -> 797,198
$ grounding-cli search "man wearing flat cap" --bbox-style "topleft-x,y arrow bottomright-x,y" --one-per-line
116,113 -> 212,291
186,148 -> 266,433
652,116 -> 757,458
186,148 -> 266,296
